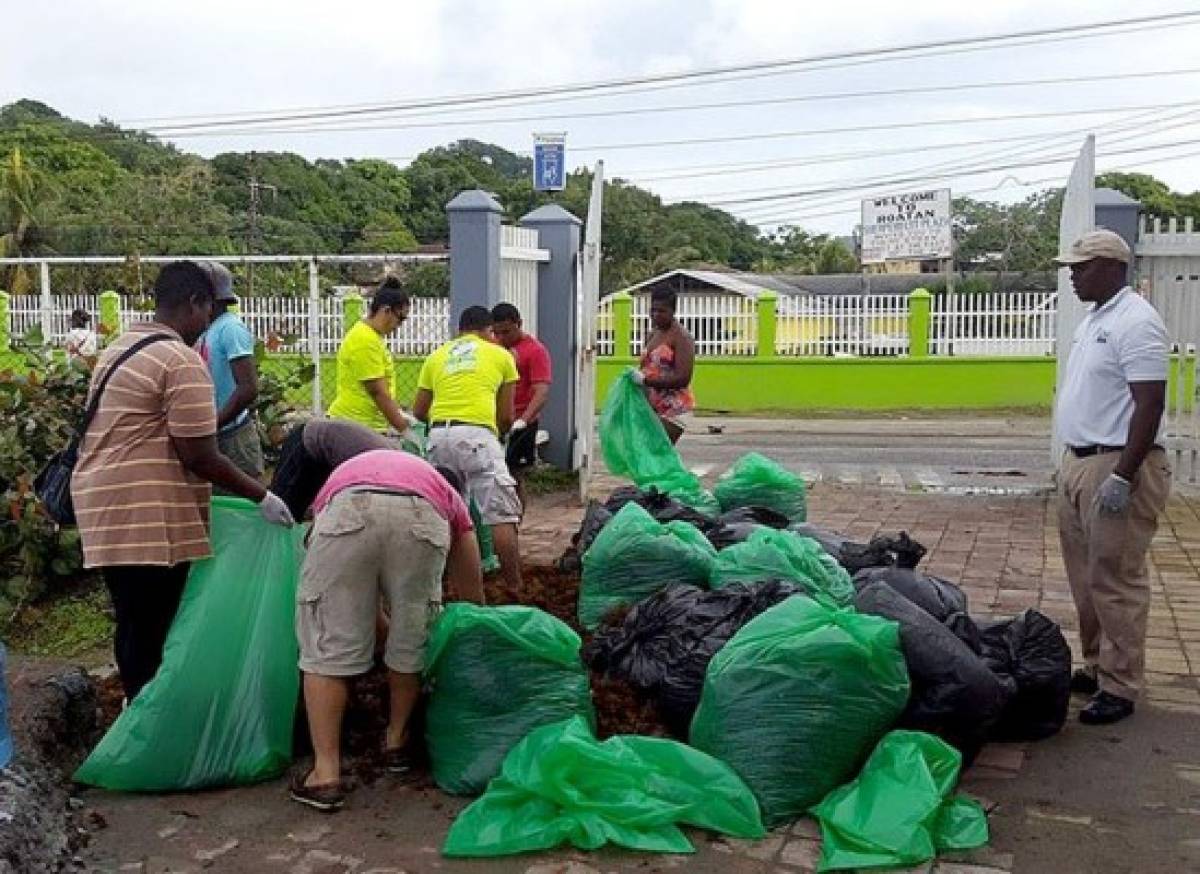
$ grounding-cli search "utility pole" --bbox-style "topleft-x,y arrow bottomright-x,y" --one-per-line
246,151 -> 277,296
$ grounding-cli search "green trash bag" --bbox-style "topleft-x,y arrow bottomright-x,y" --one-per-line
579,502 -> 717,629
712,528 -> 854,607
443,715 -> 765,857
690,595 -> 910,826
424,604 -> 594,795
811,730 -> 989,872
74,498 -> 306,791
714,452 -> 807,522
599,368 -> 718,514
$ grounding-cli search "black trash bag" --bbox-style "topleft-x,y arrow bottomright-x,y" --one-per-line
558,501 -> 614,573
855,582 -> 1011,761
791,526 -> 928,574
979,610 -> 1072,742
603,486 -> 716,531
582,581 -> 804,737
861,532 -> 927,571
945,611 -> 984,655
853,567 -> 968,622
707,508 -> 792,550
789,523 -> 850,560
716,507 -> 792,529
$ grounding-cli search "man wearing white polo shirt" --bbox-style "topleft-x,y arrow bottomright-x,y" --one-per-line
1055,229 -> 1170,726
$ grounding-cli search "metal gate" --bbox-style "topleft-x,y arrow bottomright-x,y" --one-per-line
1138,216 -> 1200,483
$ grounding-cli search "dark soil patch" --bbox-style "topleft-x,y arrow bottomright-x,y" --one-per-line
486,565 -> 669,740
483,564 -> 579,629
92,563 -> 670,789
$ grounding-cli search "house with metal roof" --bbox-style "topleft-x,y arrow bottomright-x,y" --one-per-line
615,268 -> 1054,298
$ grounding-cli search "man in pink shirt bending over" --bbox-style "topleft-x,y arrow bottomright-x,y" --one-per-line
290,450 -> 484,812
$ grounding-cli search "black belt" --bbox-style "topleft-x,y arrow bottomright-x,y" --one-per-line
429,420 -> 486,429
1070,444 -> 1163,458
1070,445 -> 1123,458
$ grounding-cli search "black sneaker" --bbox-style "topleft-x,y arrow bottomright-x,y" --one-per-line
1070,669 -> 1099,696
1079,691 -> 1135,726
288,770 -> 346,812
383,746 -> 417,777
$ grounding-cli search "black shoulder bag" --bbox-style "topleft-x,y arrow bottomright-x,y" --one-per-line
35,334 -> 173,525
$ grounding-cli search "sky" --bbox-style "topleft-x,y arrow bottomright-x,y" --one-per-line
4,0 -> 1200,236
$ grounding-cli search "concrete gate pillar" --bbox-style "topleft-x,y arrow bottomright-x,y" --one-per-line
446,189 -> 504,327
520,205 -> 583,471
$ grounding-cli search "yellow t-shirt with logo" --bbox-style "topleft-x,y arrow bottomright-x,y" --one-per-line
418,335 -> 519,433
328,321 -> 394,432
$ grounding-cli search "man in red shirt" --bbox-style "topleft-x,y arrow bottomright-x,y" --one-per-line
490,303 -> 552,508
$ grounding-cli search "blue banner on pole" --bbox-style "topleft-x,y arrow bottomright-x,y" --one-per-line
533,135 -> 566,192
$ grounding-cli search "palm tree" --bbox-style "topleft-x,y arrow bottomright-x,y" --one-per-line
0,149 -> 45,294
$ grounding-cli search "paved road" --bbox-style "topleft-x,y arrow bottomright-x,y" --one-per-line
674,415 -> 1055,494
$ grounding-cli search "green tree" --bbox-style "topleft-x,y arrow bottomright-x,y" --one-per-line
0,149 -> 49,293
813,239 -> 858,274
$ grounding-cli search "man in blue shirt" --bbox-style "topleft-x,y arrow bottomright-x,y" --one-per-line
197,262 -> 263,481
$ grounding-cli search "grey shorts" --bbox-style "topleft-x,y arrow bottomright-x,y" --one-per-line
296,491 -> 449,676
217,418 -> 265,481
426,424 -> 522,525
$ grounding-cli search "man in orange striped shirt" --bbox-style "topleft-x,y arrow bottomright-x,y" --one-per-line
72,261 -> 295,701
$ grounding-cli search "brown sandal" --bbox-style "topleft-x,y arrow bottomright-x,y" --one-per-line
288,770 -> 345,812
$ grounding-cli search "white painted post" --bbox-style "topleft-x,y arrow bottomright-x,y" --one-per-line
1052,135 -> 1097,464
38,261 -> 51,343
308,258 -> 322,414
576,161 -> 604,502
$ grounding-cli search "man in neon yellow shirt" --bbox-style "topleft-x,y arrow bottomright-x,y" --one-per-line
414,306 -> 523,587
328,279 -> 415,435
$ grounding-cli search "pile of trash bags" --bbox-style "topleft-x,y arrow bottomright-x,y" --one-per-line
423,604 -> 595,795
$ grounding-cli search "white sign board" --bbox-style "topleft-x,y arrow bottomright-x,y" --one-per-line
860,188 -> 952,264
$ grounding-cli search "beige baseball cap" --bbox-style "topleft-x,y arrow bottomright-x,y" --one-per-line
1055,229 -> 1132,265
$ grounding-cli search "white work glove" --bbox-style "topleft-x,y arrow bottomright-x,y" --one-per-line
259,490 -> 296,527
629,370 -> 646,386
510,418 -> 528,433
1095,473 -> 1132,515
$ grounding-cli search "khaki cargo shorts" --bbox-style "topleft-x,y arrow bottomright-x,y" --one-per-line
296,490 -> 450,676
426,424 -> 522,525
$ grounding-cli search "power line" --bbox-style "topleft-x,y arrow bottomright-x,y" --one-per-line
116,14 -> 1200,132
123,10 -> 1200,133
734,108 -> 1200,219
632,105 -> 1200,186
143,66 -> 1200,139
557,100 -> 1200,155
740,142 -> 1200,226
693,108 -> 1200,208
705,136 -> 1200,211
753,144 -> 1200,227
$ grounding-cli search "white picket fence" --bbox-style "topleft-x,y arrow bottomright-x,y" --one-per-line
777,293 -> 910,357
15,289 -> 1062,359
632,292 -> 759,356
930,291 -> 1058,357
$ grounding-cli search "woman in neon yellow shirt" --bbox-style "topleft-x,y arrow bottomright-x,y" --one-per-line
328,278 -> 416,434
